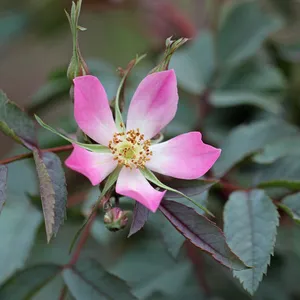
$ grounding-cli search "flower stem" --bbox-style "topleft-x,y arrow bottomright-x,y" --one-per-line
0,144 -> 73,165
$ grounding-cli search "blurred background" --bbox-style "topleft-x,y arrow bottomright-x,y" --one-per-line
1,0 -> 300,299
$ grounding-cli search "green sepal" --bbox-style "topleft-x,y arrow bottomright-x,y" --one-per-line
114,54 -> 147,131
35,115 -> 110,153
140,168 -> 214,217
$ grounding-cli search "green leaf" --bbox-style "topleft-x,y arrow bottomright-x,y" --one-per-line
0,90 -> 37,148
213,119 -> 299,177
217,58 -> 286,91
255,156 -> 300,189
0,264 -> 61,299
253,135 -> 300,164
210,91 -> 282,113
115,54 -> 146,131
0,165 -> 8,213
140,168 -> 213,217
169,31 -> 215,94
160,200 -> 247,270
35,115 -> 110,153
63,259 -> 137,300
224,190 -> 279,295
109,234 -> 175,285
133,261 -> 194,299
216,1 -> 283,66
0,196 -> 42,283
280,192 -> 300,223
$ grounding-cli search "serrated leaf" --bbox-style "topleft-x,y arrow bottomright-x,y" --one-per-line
33,149 -> 56,243
42,152 -> 68,237
159,200 -> 247,270
255,156 -> 300,189
213,119 -> 298,177
280,192 -> 300,223
150,191 -> 209,258
210,91 -> 281,113
224,190 -> 279,295
140,168 -> 213,217
217,1 -> 283,65
33,149 -> 67,242
63,259 -> 137,300
0,90 -> 37,148
35,115 -> 109,153
0,196 -> 42,283
0,264 -> 62,299
253,136 -> 300,164
169,31 -> 215,94
128,202 -> 150,237
0,165 -> 8,213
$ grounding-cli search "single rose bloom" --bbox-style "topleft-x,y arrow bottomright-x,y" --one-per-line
65,70 -> 221,212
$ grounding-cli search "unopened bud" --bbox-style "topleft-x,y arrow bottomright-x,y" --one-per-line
150,37 -> 189,73
104,207 -> 130,232
65,0 -> 89,80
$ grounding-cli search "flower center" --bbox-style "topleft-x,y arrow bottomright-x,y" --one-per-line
108,128 -> 152,169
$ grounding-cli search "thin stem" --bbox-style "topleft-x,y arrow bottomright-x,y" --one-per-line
58,284 -> 68,300
68,210 -> 97,266
0,144 -> 73,165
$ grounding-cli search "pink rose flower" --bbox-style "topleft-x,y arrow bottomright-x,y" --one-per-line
65,70 -> 221,212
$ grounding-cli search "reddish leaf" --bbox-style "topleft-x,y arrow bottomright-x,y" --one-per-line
159,200 -> 247,270
128,202 -> 150,237
164,178 -> 217,198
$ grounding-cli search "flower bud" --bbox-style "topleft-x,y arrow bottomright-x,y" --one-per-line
104,207 -> 130,232
65,0 -> 89,80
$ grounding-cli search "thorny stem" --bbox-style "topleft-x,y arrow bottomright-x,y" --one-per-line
0,144 -> 73,165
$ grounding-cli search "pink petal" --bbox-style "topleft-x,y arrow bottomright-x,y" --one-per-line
116,168 -> 166,212
146,132 -> 221,179
126,70 -> 178,140
65,145 -> 117,186
74,75 -> 117,146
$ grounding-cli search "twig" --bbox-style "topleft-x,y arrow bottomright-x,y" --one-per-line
67,210 -> 97,266
58,284 -> 68,300
0,144 -> 73,165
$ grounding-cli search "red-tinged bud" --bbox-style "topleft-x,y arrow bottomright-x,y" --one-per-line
104,207 -> 130,232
